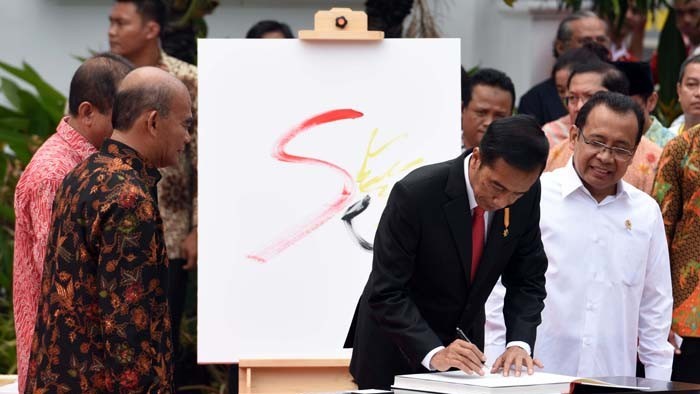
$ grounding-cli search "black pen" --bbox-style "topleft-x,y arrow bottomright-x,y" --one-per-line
456,327 -> 486,365
455,327 -> 471,343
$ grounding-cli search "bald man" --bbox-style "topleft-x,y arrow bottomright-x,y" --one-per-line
26,67 -> 193,393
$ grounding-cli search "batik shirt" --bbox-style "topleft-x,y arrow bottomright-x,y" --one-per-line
653,125 -> 700,338
26,139 -> 173,393
542,114 -> 571,147
158,51 -> 197,259
645,116 -> 675,148
13,118 -> 97,393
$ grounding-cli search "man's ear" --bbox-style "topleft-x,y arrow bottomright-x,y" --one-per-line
568,125 -> 579,151
646,91 -> 659,113
471,147 -> 481,168
677,82 -> 683,104
146,110 -> 158,136
144,20 -> 161,40
554,40 -> 565,57
77,101 -> 96,126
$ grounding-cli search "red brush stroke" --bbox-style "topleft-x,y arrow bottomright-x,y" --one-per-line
247,109 -> 364,263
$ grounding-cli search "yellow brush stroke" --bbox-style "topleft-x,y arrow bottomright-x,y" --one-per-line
356,128 -> 424,198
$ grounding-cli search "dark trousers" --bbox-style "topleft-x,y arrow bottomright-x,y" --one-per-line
672,337 -> 700,383
168,258 -> 189,386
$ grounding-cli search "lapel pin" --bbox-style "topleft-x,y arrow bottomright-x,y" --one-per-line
503,208 -> 510,237
625,219 -> 632,231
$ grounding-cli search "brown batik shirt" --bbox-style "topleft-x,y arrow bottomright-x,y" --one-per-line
26,139 -> 173,393
157,51 -> 197,259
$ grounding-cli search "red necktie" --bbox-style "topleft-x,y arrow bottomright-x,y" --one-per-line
471,206 -> 485,280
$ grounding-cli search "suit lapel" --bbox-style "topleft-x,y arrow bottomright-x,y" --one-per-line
443,152 -> 473,285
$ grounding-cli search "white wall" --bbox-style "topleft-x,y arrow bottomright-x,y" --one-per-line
0,0 -> 566,102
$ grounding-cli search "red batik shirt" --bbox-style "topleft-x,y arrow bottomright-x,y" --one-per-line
13,117 -> 96,393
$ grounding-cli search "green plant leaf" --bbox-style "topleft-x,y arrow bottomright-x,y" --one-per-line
0,105 -> 22,119
0,78 -> 22,112
0,128 -> 32,163
657,7 -> 686,125
0,61 -> 65,112
0,117 -> 30,132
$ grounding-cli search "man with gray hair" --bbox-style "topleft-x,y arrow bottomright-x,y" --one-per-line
519,11 -> 609,125
26,67 -> 193,392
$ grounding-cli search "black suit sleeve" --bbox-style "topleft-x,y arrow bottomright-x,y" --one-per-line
366,181 -> 442,367
501,181 -> 548,350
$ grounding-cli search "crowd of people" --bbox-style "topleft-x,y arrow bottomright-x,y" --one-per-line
8,0 -> 700,391
348,2 -> 700,390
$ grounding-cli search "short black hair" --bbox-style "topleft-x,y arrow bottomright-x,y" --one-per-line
568,61 -> 629,95
551,43 -> 609,78
116,0 -> 167,30
245,20 -> 294,38
461,68 -> 515,111
68,52 -> 134,116
478,114 -> 549,173
112,83 -> 173,131
574,91 -> 645,145
678,54 -> 700,83
614,61 -> 654,100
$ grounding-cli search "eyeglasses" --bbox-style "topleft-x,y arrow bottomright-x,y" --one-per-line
579,131 -> 635,162
565,93 -> 594,107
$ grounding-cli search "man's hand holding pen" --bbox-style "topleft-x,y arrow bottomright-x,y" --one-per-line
429,327 -> 487,375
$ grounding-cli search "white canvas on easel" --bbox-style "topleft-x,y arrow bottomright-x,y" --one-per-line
197,38 -> 461,363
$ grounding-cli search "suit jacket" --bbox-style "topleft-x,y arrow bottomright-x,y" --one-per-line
344,152 -> 548,389
518,78 -> 567,126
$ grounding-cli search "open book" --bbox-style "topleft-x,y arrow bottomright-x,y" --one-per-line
392,370 -> 577,394
392,371 -> 653,394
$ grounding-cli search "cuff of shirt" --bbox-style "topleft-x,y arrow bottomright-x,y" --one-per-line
644,365 -> 672,381
506,341 -> 531,356
421,346 -> 445,370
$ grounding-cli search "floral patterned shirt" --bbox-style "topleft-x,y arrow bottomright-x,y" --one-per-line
26,139 -> 173,393
645,116 -> 675,148
13,118 -> 97,393
546,135 -> 662,195
157,52 -> 197,259
542,114 -> 571,147
653,125 -> 700,338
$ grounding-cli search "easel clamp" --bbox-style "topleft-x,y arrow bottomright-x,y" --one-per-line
299,8 -> 384,40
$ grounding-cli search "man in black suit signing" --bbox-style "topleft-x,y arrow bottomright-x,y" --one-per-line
346,115 -> 550,389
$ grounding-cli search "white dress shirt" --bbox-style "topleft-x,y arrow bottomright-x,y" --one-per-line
536,161 -> 674,379
421,154 -> 529,370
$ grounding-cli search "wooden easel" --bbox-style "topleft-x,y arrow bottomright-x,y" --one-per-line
237,10 -> 381,393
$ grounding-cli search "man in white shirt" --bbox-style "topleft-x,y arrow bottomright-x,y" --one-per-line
535,91 -> 673,379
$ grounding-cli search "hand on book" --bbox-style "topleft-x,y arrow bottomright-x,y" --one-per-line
490,346 -> 543,377
430,339 -> 487,376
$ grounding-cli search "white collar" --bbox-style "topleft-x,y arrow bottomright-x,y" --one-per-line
560,158 -> 630,203
464,153 -> 478,211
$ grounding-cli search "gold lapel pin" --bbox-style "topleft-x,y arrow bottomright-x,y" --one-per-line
503,208 -> 510,237
625,219 -> 632,231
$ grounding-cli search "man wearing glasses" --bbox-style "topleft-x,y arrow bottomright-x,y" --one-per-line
544,61 -> 662,194
535,91 -> 674,379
